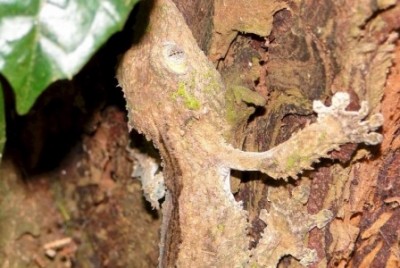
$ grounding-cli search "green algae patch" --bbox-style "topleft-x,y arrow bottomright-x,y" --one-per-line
286,153 -> 310,171
232,85 -> 266,106
172,82 -> 201,110
203,70 -> 221,93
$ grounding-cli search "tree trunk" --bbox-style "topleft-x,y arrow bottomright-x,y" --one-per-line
1,0 -> 399,267
119,0 -> 400,266
206,0 -> 400,266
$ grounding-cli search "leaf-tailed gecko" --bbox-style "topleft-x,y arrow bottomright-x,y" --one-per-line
117,0 -> 383,266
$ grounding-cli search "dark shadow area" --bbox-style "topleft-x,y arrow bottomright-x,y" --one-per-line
2,1 -> 155,176
0,3 -> 162,266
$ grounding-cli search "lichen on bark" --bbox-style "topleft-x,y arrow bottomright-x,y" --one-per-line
117,0 -> 386,267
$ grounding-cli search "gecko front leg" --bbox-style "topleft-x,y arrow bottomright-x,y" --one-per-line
217,92 -> 383,180
117,0 -> 384,266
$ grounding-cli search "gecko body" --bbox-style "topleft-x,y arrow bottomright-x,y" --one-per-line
117,0 -> 383,266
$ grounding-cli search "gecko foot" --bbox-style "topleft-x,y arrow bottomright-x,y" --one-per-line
313,92 -> 383,145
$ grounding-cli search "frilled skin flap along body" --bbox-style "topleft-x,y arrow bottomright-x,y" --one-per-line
117,0 -> 383,266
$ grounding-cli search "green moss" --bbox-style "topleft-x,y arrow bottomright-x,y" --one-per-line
318,132 -> 327,144
286,155 -> 297,170
225,89 -> 243,124
232,85 -> 266,106
222,63 -> 266,128
203,70 -> 220,93
217,224 -> 225,232
286,154 -> 309,170
251,56 -> 259,66
224,84 -> 267,127
56,201 -> 71,221
172,82 -> 201,110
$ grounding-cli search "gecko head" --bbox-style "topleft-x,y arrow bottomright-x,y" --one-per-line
117,36 -> 204,143
117,0 -> 227,144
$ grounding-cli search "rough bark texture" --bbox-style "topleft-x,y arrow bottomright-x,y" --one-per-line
0,0 -> 399,267
172,0 -> 214,52
0,107 -> 161,267
227,0 -> 400,267
248,1 -> 400,266
117,0 -> 398,267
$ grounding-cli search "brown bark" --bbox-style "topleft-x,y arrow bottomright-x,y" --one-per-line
174,0 -> 400,266
0,0 -> 399,267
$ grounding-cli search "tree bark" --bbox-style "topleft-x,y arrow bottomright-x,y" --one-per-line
2,0 -> 398,267
169,0 -> 400,266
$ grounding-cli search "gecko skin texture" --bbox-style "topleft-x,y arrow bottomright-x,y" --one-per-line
117,0 -> 384,266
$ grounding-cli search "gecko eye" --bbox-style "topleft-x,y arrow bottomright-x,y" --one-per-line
161,42 -> 188,74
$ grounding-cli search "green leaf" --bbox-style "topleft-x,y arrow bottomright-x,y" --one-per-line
0,83 -> 5,161
0,0 -> 138,114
